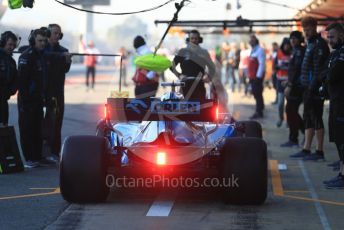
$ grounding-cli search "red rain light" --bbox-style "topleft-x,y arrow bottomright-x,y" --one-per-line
104,104 -> 109,120
156,152 -> 167,165
215,106 -> 219,120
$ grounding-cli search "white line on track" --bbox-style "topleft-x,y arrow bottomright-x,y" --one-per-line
146,191 -> 177,217
298,160 -> 332,230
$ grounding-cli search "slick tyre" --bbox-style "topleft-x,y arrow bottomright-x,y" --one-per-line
236,120 -> 262,138
221,137 -> 267,205
60,135 -> 110,203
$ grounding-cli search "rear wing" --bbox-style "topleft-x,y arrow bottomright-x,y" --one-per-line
106,98 -> 217,122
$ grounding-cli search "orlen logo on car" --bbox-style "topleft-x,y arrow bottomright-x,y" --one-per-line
150,101 -> 200,115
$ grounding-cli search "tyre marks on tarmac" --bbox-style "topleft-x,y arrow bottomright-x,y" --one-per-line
44,183 -> 272,230
46,205 -> 84,230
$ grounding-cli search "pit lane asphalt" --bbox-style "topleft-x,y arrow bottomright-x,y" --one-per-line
1,66 -> 343,230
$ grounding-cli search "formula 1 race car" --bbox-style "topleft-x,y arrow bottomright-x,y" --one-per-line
60,82 -> 267,205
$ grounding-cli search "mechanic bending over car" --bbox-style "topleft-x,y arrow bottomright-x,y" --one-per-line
17,28 -> 48,168
170,30 -> 216,100
42,24 -> 72,163
0,31 -> 18,126
322,23 -> 344,189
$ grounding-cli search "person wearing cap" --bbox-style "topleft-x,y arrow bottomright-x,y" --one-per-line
290,17 -> 330,160
281,31 -> 305,147
132,35 -> 159,98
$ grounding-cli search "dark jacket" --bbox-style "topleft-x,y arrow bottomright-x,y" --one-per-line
44,43 -> 71,98
0,49 -> 17,100
301,33 -> 330,97
173,44 -> 215,77
326,44 -> 344,102
288,45 -> 305,89
17,47 -> 47,108
326,44 -> 344,143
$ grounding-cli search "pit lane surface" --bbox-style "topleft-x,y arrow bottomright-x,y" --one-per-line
1,66 -> 343,230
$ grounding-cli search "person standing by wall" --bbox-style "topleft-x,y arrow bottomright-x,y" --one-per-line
232,42 -> 241,92
44,24 -> 72,162
0,31 -> 18,126
270,42 -> 279,105
275,38 -> 292,127
323,23 -> 344,189
18,28 -> 47,168
290,17 -> 330,160
80,37 -> 100,91
226,42 -> 238,92
238,42 -> 251,96
248,34 -> 266,119
282,31 -> 305,147
221,42 -> 230,86
211,44 -> 229,113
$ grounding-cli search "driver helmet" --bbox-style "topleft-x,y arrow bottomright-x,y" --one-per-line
161,91 -> 184,101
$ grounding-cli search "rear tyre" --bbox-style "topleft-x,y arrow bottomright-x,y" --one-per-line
236,120 -> 262,138
221,137 -> 267,205
60,135 -> 110,203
